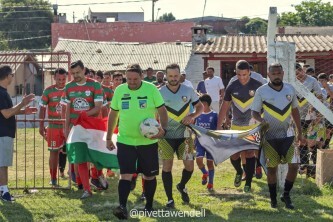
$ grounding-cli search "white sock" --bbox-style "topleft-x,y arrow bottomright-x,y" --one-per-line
0,185 -> 9,194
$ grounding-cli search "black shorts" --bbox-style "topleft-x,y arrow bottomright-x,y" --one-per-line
117,142 -> 159,177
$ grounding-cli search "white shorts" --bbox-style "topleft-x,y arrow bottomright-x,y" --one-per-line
0,137 -> 14,167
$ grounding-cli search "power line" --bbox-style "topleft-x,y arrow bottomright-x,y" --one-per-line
1,17 -> 51,20
57,0 -> 151,7
0,9 -> 51,15
0,35 -> 51,43
0,30 -> 51,34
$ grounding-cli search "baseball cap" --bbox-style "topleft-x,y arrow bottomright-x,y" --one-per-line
295,63 -> 302,70
180,70 -> 186,75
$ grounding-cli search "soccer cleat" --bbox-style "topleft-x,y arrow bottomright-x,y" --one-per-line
90,178 -> 103,190
280,194 -> 295,210
255,166 -> 263,179
176,183 -> 190,203
80,190 -> 92,199
207,183 -> 214,191
166,199 -> 175,208
98,176 -> 109,190
270,199 -> 278,208
201,173 -> 208,185
113,205 -> 128,220
1,192 -> 15,202
140,192 -> 146,201
234,174 -> 242,187
243,185 -> 251,193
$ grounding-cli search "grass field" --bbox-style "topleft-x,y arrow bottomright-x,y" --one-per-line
1,129 -> 333,221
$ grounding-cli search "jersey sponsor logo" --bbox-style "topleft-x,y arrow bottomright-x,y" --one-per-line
123,94 -> 130,98
249,90 -> 255,97
56,103 -> 62,113
73,97 -> 90,111
51,96 -> 60,101
286,95 -> 292,101
139,100 -> 147,109
182,96 -> 188,102
233,92 -> 239,95
85,90 -> 91,96
122,101 -> 129,109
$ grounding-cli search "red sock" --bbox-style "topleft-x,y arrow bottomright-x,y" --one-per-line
133,173 -> 138,179
51,168 -> 57,180
76,176 -> 82,185
78,162 -> 91,192
91,166 -> 98,179
97,169 -> 103,177
142,178 -> 145,193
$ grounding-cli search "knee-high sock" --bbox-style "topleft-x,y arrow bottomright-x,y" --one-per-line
162,171 -> 173,201
245,157 -> 256,186
144,178 -> 157,209
78,162 -> 90,192
118,180 -> 131,207
178,169 -> 193,189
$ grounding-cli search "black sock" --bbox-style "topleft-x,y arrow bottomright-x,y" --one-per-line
162,171 -> 173,201
118,180 -> 131,207
178,169 -> 193,189
231,158 -> 243,175
268,183 -> 277,201
245,157 -> 255,186
256,157 -> 261,167
58,152 -> 67,173
284,180 -> 294,196
144,178 -> 157,210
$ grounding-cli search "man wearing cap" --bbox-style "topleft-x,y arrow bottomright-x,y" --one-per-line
143,67 -> 156,83
180,71 -> 194,88
204,67 -> 225,112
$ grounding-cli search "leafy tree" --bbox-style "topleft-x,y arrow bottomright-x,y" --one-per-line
157,12 -> 176,22
0,0 -> 53,50
0,32 -> 9,50
279,0 -> 333,26
245,18 -> 267,35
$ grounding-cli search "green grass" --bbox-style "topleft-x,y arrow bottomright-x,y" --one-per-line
1,129 -> 333,221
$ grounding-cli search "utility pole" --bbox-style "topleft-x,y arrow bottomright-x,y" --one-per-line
152,0 -> 158,22
73,11 -> 75,23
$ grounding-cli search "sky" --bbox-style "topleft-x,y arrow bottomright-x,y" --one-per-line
51,0 -> 333,22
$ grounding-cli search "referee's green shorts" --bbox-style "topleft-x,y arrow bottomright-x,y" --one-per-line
263,136 -> 298,168
158,137 -> 195,160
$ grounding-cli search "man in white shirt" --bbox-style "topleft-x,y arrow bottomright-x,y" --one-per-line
204,67 -> 225,112
180,71 -> 194,88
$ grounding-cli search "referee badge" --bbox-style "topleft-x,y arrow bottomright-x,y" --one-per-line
182,96 -> 188,102
286,95 -> 292,101
249,90 -> 255,97
85,90 -> 91,96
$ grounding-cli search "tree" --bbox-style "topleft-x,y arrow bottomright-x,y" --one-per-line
157,12 -> 176,22
279,0 -> 333,26
0,0 -> 53,50
245,18 -> 268,35
0,32 -> 9,50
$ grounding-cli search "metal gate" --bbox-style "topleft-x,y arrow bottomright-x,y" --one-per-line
0,51 -> 71,189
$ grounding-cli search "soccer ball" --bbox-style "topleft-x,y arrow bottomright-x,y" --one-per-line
139,118 -> 160,138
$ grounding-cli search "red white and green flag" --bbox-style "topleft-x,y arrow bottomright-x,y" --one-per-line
66,113 -> 119,169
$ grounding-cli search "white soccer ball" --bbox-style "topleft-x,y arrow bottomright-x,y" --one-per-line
139,118 -> 160,138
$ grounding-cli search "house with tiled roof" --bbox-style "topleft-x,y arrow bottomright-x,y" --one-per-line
187,34 -> 333,87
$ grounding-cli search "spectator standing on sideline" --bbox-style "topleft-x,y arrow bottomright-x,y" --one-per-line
143,67 -> 156,83
0,65 -> 37,201
106,64 -> 168,219
180,71 -> 194,89
196,71 -> 208,94
204,67 -> 225,112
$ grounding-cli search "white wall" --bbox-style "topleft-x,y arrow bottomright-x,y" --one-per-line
185,54 -> 207,89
